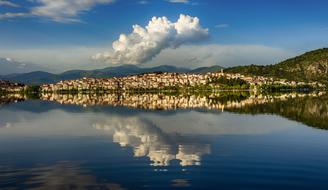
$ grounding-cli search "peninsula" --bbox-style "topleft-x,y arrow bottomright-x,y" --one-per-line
1,48 -> 327,93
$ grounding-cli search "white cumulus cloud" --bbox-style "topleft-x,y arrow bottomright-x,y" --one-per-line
31,0 -> 115,23
167,0 -> 189,3
0,12 -> 27,20
93,14 -> 209,64
0,0 -> 115,23
0,0 -> 19,7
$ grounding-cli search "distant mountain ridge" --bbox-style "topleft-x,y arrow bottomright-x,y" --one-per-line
0,65 -> 224,85
225,48 -> 328,85
0,58 -> 51,75
3,48 -> 327,86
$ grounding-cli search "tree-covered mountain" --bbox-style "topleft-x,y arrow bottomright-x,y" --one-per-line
225,48 -> 328,85
0,64 -> 221,85
189,65 -> 224,74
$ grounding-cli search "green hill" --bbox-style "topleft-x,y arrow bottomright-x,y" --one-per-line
225,48 -> 328,85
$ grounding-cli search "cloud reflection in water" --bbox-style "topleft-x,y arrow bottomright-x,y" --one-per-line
93,117 -> 210,167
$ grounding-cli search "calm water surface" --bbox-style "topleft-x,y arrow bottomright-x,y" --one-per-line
0,92 -> 328,189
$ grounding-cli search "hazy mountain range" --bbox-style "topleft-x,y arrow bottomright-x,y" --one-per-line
0,64 -> 224,85
1,48 -> 327,85
0,58 -> 51,76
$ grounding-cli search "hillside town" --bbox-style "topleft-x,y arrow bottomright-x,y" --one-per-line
0,80 -> 26,93
40,70 -> 325,92
0,71 -> 325,93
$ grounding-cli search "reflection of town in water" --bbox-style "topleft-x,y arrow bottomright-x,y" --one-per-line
1,92 -> 327,130
93,117 -> 210,167
0,93 -> 26,106
40,91 -> 328,130
41,92 -> 325,111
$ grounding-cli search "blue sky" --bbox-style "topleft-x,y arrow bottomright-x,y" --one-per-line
0,0 -> 328,72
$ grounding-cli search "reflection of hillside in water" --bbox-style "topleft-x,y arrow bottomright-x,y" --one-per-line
43,91 -> 327,130
41,92 -> 323,110
93,117 -> 210,167
0,94 -> 25,106
1,92 -> 327,130
225,93 -> 328,129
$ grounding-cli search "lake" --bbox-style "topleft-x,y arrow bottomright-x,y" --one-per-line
0,92 -> 328,189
